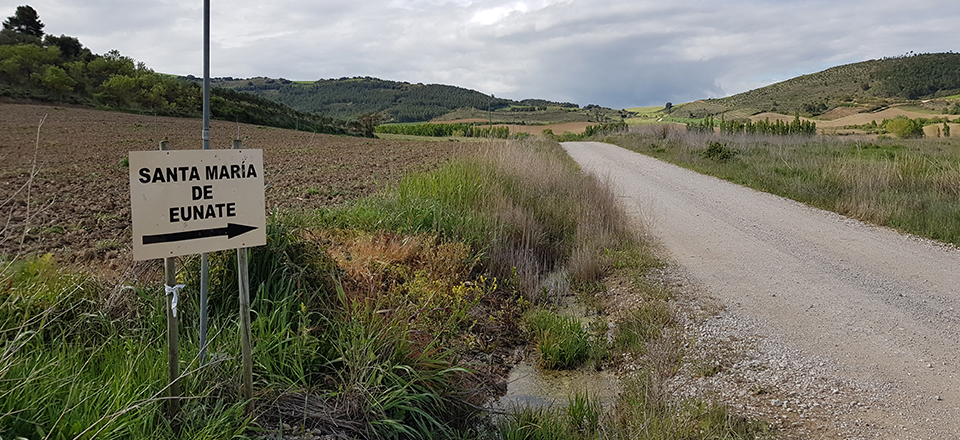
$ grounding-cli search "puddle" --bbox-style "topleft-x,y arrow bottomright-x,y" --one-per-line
488,270 -> 621,412
490,360 -> 621,411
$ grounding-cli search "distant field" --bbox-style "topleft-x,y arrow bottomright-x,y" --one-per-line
625,106 -> 666,116
748,108 -> 957,132
432,106 -> 626,125
429,119 -> 594,135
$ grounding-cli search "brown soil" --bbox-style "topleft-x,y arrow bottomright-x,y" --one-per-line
818,106 -> 863,120
506,122 -> 594,135
816,107 -> 945,127
0,102 -> 471,279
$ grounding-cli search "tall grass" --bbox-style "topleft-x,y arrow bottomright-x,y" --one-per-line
0,256 -> 249,440
321,138 -> 636,296
497,391 -> 600,440
610,372 -> 768,440
608,127 -> 960,245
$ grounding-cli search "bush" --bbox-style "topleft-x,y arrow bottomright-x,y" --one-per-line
700,141 -> 739,162
885,116 -> 925,138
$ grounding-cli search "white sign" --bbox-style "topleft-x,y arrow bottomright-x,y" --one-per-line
129,149 -> 267,260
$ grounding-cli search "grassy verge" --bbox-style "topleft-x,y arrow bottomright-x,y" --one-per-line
1,136 -> 767,439
496,235 -> 770,440
606,126 -> 960,246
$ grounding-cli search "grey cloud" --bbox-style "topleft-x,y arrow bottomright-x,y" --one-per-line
1,0 -> 956,108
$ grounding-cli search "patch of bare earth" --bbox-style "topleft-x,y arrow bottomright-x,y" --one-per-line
816,107 -> 952,128
0,102 -> 471,280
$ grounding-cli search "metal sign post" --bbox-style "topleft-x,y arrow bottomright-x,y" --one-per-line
200,0 -> 212,365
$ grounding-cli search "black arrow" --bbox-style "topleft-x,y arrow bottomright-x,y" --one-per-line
142,223 -> 258,245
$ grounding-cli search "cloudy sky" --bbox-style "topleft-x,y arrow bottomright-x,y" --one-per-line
3,1 -> 957,108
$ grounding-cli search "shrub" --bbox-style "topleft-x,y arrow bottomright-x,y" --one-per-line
884,116 -> 924,138
700,141 -> 739,162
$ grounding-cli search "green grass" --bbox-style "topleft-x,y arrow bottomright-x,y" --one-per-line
496,377 -> 769,440
607,129 -> 960,246
626,106 -> 669,115
525,310 -> 590,370
0,256 -> 250,439
612,372 -> 770,439
497,391 -> 600,440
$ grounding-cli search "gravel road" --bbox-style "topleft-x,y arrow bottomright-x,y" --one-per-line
563,141 -> 960,439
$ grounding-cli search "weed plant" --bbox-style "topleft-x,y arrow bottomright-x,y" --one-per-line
322,137 -> 636,298
611,372 -> 769,439
0,256 -> 250,439
608,126 -> 960,245
524,310 -> 589,369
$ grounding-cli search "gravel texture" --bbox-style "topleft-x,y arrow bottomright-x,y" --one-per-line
564,141 -> 960,439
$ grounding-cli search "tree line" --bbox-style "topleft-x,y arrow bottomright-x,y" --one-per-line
374,122 -> 518,139
687,115 -> 817,136
542,121 -> 629,141
0,5 -> 374,136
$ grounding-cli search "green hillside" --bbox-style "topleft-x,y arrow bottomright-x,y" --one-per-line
0,7 -> 376,136
209,76 -> 583,123
672,52 -> 960,119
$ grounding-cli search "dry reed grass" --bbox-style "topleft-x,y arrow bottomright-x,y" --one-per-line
476,138 -> 638,298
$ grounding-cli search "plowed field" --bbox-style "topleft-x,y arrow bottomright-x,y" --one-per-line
0,102 -> 470,277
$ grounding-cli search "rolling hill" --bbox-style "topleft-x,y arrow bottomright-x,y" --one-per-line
671,52 -> 960,120
206,76 -> 583,123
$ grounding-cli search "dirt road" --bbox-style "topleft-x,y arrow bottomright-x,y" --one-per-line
564,141 -> 960,439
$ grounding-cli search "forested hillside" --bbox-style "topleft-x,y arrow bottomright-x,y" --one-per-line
872,53 -> 960,99
209,76 -> 580,122
0,6 -> 374,136
672,52 -> 960,119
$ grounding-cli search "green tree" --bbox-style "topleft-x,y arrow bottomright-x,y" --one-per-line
665,102 -> 673,114
0,43 -> 60,85
39,65 -> 74,95
96,74 -> 137,106
43,34 -> 89,61
3,5 -> 44,38
885,116 -> 924,138
945,121 -> 952,138
87,49 -> 136,81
